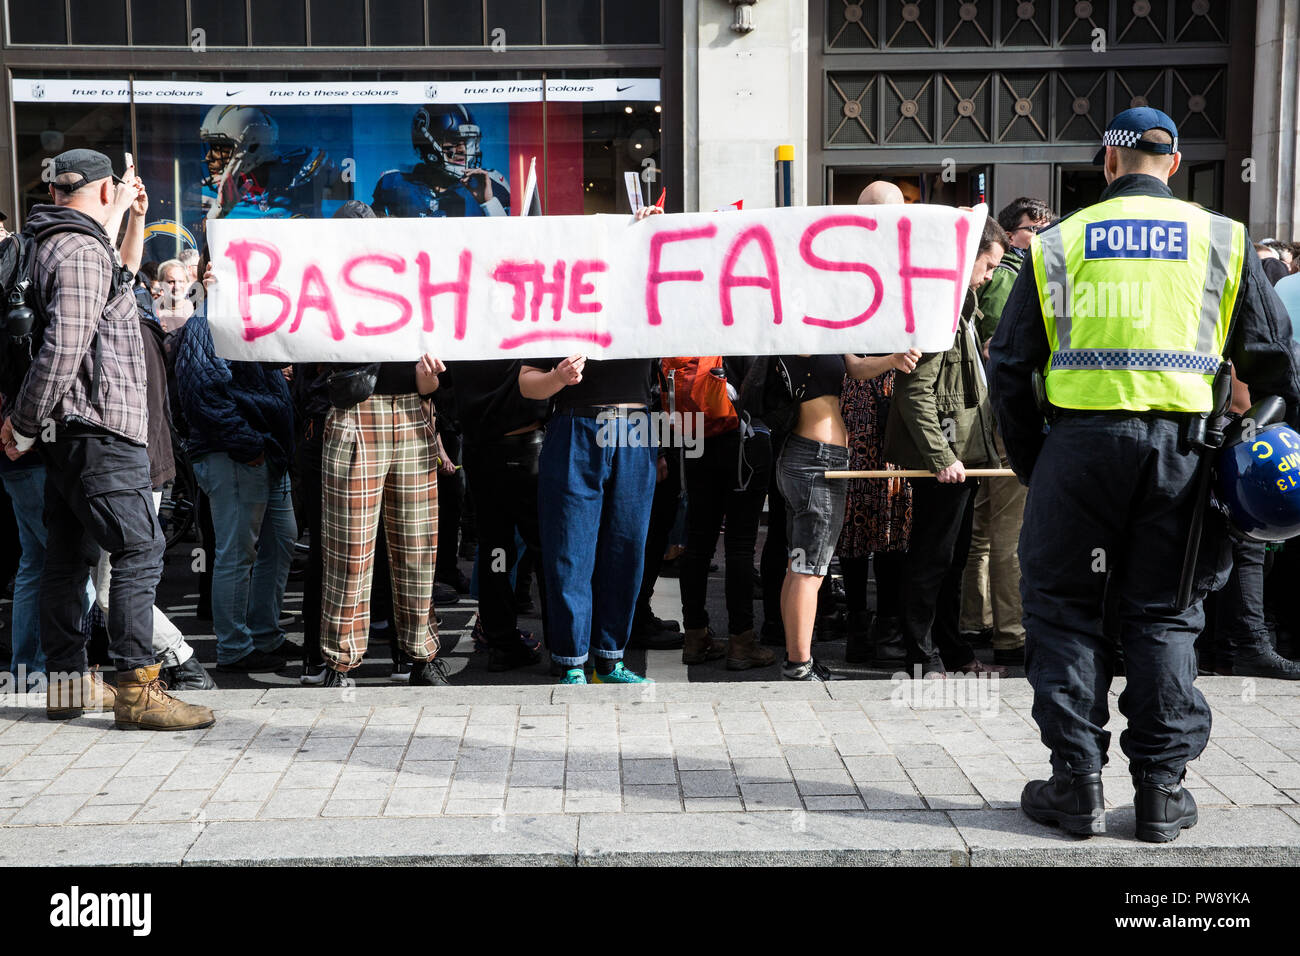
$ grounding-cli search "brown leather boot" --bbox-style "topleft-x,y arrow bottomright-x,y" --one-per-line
726,629 -> 777,671
46,669 -> 116,720
113,664 -> 216,732
682,627 -> 725,665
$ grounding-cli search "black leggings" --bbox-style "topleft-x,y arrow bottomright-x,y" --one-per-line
840,551 -> 905,618
679,429 -> 771,635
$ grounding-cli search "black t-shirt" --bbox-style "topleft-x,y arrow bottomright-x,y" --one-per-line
373,362 -> 420,395
446,359 -> 550,444
522,357 -> 656,410
782,354 -> 846,402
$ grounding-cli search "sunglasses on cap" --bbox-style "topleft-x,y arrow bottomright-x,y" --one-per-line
52,174 -> 126,193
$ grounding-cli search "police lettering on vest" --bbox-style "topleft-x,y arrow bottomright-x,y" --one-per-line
1030,194 -> 1246,414
1084,219 -> 1189,261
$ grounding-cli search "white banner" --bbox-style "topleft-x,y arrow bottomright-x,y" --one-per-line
206,203 -> 987,362
10,77 -> 661,106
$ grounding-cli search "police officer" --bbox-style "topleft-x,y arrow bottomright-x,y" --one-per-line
989,108 -> 1300,843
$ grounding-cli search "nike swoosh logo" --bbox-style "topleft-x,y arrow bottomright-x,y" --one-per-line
616,84 -> 635,92
226,90 -> 242,97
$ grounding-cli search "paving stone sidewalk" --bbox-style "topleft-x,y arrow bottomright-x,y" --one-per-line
2,677 -> 1299,866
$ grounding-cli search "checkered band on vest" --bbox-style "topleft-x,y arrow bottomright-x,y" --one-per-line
1051,349 -> 1220,373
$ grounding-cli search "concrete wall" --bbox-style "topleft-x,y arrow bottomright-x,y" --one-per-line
1250,0 -> 1300,240
687,0 -> 808,212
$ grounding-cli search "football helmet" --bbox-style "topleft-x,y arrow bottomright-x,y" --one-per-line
411,104 -> 482,187
199,105 -> 279,189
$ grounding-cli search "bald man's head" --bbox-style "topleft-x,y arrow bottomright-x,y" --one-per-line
857,181 -> 905,206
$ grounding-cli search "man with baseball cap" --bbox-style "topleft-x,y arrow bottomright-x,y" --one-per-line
0,148 -> 214,731
989,109 -> 1300,841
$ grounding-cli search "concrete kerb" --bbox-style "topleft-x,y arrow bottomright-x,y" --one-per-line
952,806 -> 1300,866
184,816 -> 580,866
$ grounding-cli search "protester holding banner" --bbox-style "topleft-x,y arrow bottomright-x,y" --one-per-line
837,181 -> 912,670
452,358 -> 550,672
666,355 -> 775,671
518,206 -> 666,685
520,341 -> 662,685
316,201 -> 450,688
777,348 -> 922,683
883,215 -> 1009,679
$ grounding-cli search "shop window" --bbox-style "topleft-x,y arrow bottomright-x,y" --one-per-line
370,0 -> 426,45
252,0 -> 307,46
547,0 -> 600,45
131,0 -> 188,46
12,74 -> 664,264
604,1 -> 659,44
311,0 -> 365,45
485,0 -> 542,45
8,1 -> 67,43
14,102 -> 131,212
191,0 -> 248,46
428,0 -> 486,45
69,0 -> 127,45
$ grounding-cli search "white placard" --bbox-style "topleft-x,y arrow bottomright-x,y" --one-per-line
207,203 -> 987,362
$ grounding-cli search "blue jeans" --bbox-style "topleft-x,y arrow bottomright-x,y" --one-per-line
192,454 -> 297,665
538,413 -> 656,668
1,465 -> 95,680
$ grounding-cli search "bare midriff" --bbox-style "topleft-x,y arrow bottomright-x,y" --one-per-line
793,393 -> 848,448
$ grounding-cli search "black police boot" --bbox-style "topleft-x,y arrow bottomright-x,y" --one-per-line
1232,642 -> 1300,680
1134,777 -> 1198,844
869,615 -> 907,668
1020,771 -> 1105,836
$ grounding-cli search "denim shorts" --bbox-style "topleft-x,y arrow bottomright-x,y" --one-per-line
776,434 -> 850,576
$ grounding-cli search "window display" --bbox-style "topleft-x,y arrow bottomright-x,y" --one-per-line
11,76 -> 662,267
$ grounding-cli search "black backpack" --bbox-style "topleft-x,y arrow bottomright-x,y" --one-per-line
733,355 -> 803,451
0,218 -> 112,402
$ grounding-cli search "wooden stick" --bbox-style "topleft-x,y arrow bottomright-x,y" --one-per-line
824,468 -> 1018,479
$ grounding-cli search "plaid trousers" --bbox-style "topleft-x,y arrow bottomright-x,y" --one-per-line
320,393 -> 439,671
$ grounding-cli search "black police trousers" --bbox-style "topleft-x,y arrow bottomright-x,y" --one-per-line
38,431 -> 164,674
1020,414 -> 1230,786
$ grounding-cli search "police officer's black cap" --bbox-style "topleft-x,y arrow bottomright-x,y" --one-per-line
1092,107 -> 1180,165
50,148 -> 120,192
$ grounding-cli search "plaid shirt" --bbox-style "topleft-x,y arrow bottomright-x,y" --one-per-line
11,220 -> 148,445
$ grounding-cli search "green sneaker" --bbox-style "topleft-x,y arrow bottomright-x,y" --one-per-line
559,668 -> 587,685
592,662 -> 653,684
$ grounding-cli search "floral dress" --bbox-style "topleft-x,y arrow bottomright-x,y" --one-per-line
836,370 -> 912,557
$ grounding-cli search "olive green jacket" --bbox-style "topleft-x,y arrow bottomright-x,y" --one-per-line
974,248 -> 1025,343
883,287 -> 999,473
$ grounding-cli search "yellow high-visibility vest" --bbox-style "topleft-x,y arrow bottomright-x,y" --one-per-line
1029,194 -> 1245,412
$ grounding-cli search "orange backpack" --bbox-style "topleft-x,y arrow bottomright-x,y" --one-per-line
661,356 -> 739,439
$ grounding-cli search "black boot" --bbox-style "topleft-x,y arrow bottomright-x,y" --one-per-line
760,619 -> 786,647
1021,771 -> 1105,836
844,611 -> 873,664
869,615 -> 907,668
161,655 -> 217,690
1134,777 -> 1198,843
1232,640 -> 1300,680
